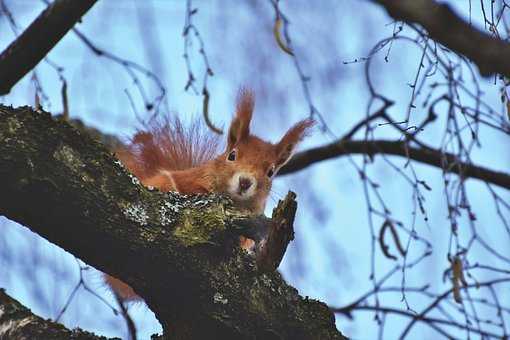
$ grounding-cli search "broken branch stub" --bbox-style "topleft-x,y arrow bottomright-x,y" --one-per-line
255,191 -> 297,272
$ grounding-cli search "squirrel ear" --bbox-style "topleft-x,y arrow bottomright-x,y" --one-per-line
228,89 -> 254,148
275,119 -> 314,168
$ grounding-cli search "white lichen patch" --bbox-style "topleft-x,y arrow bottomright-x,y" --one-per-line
260,274 -> 272,286
123,203 -> 149,226
158,200 -> 182,225
26,158 -> 34,171
131,176 -> 141,186
193,199 -> 210,208
6,117 -> 22,134
113,159 -> 144,187
54,145 -> 80,166
157,192 -> 228,226
53,144 -> 92,182
114,159 -> 125,169
0,316 -> 35,337
213,292 -> 228,305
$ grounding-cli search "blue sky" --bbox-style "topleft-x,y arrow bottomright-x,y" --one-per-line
1,1 -> 509,339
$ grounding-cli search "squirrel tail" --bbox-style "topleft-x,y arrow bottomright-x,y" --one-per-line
116,115 -> 222,180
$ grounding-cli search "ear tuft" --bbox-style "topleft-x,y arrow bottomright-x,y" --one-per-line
228,88 -> 255,147
276,118 -> 314,168
236,88 -> 255,122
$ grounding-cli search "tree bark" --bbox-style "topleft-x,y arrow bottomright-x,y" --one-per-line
0,105 -> 345,339
0,288 -> 115,340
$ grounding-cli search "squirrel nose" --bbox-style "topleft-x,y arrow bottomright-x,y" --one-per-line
238,177 -> 253,192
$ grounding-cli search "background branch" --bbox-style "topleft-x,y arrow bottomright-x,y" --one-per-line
61,113 -> 510,190
373,0 -> 510,77
0,0 -> 97,94
281,140 -> 510,190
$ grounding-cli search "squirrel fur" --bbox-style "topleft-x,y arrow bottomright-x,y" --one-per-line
106,89 -> 313,301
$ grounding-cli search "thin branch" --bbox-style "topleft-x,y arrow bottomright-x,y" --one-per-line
114,294 -> 137,340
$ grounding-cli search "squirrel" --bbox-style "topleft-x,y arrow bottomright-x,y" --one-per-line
105,89 -> 313,301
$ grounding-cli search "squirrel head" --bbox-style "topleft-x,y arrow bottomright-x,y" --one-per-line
116,89 -> 314,216
211,90 -> 314,214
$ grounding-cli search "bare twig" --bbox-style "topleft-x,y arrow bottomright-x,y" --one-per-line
374,0 -> 510,77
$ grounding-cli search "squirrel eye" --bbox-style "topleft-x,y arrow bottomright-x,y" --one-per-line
267,166 -> 275,178
227,149 -> 237,161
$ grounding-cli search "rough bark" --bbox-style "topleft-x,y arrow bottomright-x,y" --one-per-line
0,0 -> 98,94
374,0 -> 510,78
0,105 -> 345,340
0,289 -> 115,340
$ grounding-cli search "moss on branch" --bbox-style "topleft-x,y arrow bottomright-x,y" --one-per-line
0,105 -> 345,339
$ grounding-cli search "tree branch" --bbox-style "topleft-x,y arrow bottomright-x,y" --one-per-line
373,0 -> 510,77
0,105 -> 345,340
281,139 -> 510,190
62,114 -> 510,190
0,288 -> 114,340
0,0 -> 98,95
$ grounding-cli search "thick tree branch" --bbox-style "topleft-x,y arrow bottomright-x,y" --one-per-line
0,288 -> 114,340
373,0 -> 510,78
0,0 -> 97,95
281,139 -> 510,190
0,105 -> 344,340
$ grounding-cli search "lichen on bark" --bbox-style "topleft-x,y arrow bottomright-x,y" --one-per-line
0,105 -> 346,339
0,289 -> 116,340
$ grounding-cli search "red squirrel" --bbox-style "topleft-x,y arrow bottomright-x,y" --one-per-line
105,90 -> 313,301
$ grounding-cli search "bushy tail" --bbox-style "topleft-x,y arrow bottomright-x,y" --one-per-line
116,115 -> 222,181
